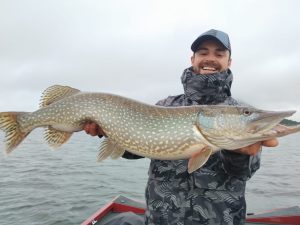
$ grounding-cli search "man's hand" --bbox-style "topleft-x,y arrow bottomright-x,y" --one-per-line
234,139 -> 279,155
83,122 -> 106,137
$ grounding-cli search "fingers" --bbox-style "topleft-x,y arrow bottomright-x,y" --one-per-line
84,122 -> 101,136
235,142 -> 262,156
262,138 -> 278,147
234,138 -> 279,156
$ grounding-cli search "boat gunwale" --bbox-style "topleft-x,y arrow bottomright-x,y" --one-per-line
81,195 -> 145,225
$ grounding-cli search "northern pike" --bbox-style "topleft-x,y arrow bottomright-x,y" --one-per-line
0,85 -> 299,173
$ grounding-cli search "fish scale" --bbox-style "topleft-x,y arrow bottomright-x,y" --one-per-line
0,85 -> 300,173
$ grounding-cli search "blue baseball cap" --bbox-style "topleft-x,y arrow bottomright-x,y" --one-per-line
191,29 -> 231,54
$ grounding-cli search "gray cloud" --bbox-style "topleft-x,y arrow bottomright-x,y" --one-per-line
0,0 -> 299,121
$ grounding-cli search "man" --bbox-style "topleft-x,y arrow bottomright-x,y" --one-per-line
84,29 -> 278,225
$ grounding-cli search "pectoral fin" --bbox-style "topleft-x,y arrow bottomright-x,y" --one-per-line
188,147 -> 212,173
97,138 -> 125,161
44,127 -> 72,149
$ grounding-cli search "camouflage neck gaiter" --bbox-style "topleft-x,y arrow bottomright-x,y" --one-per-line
181,67 -> 233,105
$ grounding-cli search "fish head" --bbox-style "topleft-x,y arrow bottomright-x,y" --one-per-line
196,105 -> 296,150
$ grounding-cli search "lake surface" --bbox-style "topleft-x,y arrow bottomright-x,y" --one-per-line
0,130 -> 299,225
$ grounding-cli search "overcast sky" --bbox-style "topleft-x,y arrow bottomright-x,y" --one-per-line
0,0 -> 299,121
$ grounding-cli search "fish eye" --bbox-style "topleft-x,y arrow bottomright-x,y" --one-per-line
243,109 -> 252,116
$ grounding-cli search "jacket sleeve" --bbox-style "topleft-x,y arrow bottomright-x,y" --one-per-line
220,149 -> 261,181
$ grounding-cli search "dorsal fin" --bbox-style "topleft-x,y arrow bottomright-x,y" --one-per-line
39,85 -> 80,108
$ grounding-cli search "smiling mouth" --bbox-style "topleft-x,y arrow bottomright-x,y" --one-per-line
202,66 -> 217,71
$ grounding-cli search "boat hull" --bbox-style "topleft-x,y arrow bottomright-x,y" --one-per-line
81,195 -> 300,225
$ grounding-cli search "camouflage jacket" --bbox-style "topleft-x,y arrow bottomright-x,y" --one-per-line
143,68 -> 261,225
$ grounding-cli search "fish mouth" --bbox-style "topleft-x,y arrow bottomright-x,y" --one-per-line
253,110 -> 295,122
249,110 -> 296,133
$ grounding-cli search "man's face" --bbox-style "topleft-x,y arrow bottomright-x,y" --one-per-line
191,39 -> 231,75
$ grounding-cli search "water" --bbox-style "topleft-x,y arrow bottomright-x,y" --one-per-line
0,130 -> 299,224
246,132 -> 300,212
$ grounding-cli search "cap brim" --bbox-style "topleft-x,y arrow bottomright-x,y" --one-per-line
191,35 -> 229,52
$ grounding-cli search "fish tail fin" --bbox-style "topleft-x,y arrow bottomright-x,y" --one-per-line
0,112 -> 31,154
